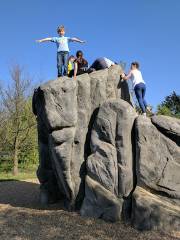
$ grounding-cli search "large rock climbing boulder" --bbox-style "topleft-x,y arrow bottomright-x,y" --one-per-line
33,66 -> 180,231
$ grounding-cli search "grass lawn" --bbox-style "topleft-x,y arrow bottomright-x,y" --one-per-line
0,165 -> 37,181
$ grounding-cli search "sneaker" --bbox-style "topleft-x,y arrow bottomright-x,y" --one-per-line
142,113 -> 147,117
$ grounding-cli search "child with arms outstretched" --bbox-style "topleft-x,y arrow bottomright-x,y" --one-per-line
36,25 -> 85,77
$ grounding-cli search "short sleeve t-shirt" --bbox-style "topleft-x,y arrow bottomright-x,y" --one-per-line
51,36 -> 73,52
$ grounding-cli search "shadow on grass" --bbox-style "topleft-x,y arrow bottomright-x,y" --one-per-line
0,180 -> 64,210
0,179 -> 18,182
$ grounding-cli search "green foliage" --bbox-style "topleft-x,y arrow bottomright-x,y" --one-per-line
0,65 -> 39,175
16,98 -> 39,168
156,105 -> 172,116
157,91 -> 180,118
0,158 -> 13,173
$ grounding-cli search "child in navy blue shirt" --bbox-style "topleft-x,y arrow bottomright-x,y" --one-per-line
36,25 -> 85,77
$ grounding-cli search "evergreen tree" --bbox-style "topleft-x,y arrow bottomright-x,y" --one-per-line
157,91 -> 180,118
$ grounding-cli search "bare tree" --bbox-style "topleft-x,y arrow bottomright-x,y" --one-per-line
0,64 -> 36,175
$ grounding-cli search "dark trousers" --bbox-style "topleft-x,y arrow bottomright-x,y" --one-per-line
134,83 -> 147,113
68,68 -> 88,78
57,51 -> 69,77
90,58 -> 107,70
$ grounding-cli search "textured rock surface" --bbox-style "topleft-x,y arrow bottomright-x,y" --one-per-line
33,66 -> 131,208
132,187 -> 180,231
134,116 -> 180,230
80,175 -> 123,222
135,116 -> 180,199
81,99 -> 137,221
33,66 -> 180,231
151,115 -> 180,146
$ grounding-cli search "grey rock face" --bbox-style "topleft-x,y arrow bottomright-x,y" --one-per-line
133,116 -> 180,230
40,78 -> 78,130
151,115 -> 180,146
33,66 -> 130,208
81,100 -> 137,221
132,187 -> 180,231
135,116 -> 180,199
81,176 -> 123,222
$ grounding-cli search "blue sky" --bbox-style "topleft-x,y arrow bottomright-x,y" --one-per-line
0,0 -> 180,109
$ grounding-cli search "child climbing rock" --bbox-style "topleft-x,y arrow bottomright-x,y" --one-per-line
121,62 -> 151,116
36,25 -> 85,77
88,57 -> 115,72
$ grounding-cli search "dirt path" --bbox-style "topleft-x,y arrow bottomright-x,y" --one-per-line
0,179 -> 179,240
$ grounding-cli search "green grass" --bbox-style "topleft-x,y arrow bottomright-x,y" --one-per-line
0,165 -> 37,181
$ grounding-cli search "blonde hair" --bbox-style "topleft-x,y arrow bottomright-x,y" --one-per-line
57,25 -> 65,33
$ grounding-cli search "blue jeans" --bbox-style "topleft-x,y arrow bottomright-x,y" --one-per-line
134,83 -> 147,113
57,51 -> 69,77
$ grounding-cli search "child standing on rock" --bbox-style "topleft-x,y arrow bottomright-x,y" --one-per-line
36,25 -> 85,77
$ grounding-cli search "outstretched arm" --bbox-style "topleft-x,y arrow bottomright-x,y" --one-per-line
71,37 -> 86,43
36,38 -> 52,43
